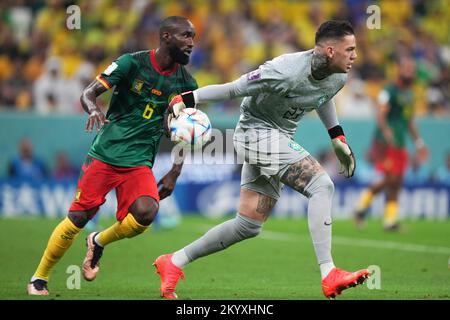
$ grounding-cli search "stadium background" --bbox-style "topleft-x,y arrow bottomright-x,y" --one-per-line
1,0 -> 449,220
1,0 -> 450,301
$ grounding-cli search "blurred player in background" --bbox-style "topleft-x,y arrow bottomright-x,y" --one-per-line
354,57 -> 428,231
154,20 -> 370,300
27,16 -> 198,295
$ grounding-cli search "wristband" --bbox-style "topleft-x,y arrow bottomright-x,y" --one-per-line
328,125 -> 345,139
181,91 -> 196,108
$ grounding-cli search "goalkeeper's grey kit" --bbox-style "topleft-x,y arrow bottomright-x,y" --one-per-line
194,49 -> 347,199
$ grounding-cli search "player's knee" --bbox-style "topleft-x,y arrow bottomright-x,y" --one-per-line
68,211 -> 95,228
130,197 -> 159,226
305,173 -> 334,198
235,213 -> 263,239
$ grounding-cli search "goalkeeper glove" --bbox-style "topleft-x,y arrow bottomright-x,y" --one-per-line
328,125 -> 355,178
168,91 -> 196,117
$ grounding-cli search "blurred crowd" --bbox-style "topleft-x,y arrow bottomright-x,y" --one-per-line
0,0 -> 449,116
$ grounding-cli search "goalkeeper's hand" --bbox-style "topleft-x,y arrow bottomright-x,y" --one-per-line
168,91 -> 196,117
328,125 -> 355,178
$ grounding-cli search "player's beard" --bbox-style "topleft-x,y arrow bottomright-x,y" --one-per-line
169,45 -> 190,65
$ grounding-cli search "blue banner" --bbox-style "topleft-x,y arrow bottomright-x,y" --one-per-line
0,178 -> 449,220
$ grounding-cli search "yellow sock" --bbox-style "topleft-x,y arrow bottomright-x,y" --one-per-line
357,189 -> 374,211
96,213 -> 148,247
33,217 -> 81,281
384,201 -> 398,225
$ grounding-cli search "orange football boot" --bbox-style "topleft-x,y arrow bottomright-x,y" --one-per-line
153,254 -> 185,299
322,267 -> 370,299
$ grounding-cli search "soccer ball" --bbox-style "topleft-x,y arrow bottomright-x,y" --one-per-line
169,108 -> 212,148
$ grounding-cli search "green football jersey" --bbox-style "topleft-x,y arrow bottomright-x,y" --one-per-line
88,50 -> 198,167
375,83 -> 414,148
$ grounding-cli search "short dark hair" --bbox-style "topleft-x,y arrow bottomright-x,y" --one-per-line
315,20 -> 354,44
159,16 -> 189,39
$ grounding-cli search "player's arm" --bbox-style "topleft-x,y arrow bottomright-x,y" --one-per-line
81,54 -> 133,131
376,90 -> 394,145
317,99 -> 356,178
80,80 -> 110,132
168,82 -> 239,116
157,150 -> 185,200
168,64 -> 286,116
408,115 -> 428,163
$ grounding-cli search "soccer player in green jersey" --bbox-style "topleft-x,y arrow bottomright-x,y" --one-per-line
27,16 -> 198,295
354,56 -> 428,231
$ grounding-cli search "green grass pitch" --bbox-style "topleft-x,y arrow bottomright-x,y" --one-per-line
1,216 -> 449,300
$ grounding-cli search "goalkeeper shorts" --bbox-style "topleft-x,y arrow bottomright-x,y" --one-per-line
233,126 -> 309,199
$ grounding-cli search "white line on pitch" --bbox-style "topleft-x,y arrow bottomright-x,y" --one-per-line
197,224 -> 450,255
259,230 -> 450,255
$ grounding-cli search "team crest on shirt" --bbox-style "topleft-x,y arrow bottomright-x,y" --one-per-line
131,79 -> 144,94
288,141 -> 304,152
317,94 -> 329,107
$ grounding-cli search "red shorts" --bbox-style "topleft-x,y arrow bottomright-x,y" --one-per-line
69,156 -> 159,221
374,145 -> 408,176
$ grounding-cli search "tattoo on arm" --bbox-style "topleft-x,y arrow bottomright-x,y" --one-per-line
80,80 -> 108,114
256,194 -> 277,216
281,156 -> 324,194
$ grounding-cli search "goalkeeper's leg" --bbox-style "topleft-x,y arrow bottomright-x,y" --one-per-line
155,187 -> 271,298
281,157 -> 369,298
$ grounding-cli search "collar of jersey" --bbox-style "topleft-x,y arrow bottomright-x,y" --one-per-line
150,49 -> 179,76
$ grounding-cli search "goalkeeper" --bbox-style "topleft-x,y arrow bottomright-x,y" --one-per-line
155,20 -> 370,299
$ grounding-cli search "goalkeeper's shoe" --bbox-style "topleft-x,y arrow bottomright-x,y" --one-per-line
27,279 -> 49,296
82,232 -> 103,281
153,254 -> 185,299
322,267 -> 370,299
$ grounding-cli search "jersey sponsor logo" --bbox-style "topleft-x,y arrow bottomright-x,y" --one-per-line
103,62 -> 118,76
247,70 -> 261,82
151,88 -> 162,96
131,79 -> 144,94
288,141 -> 303,152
